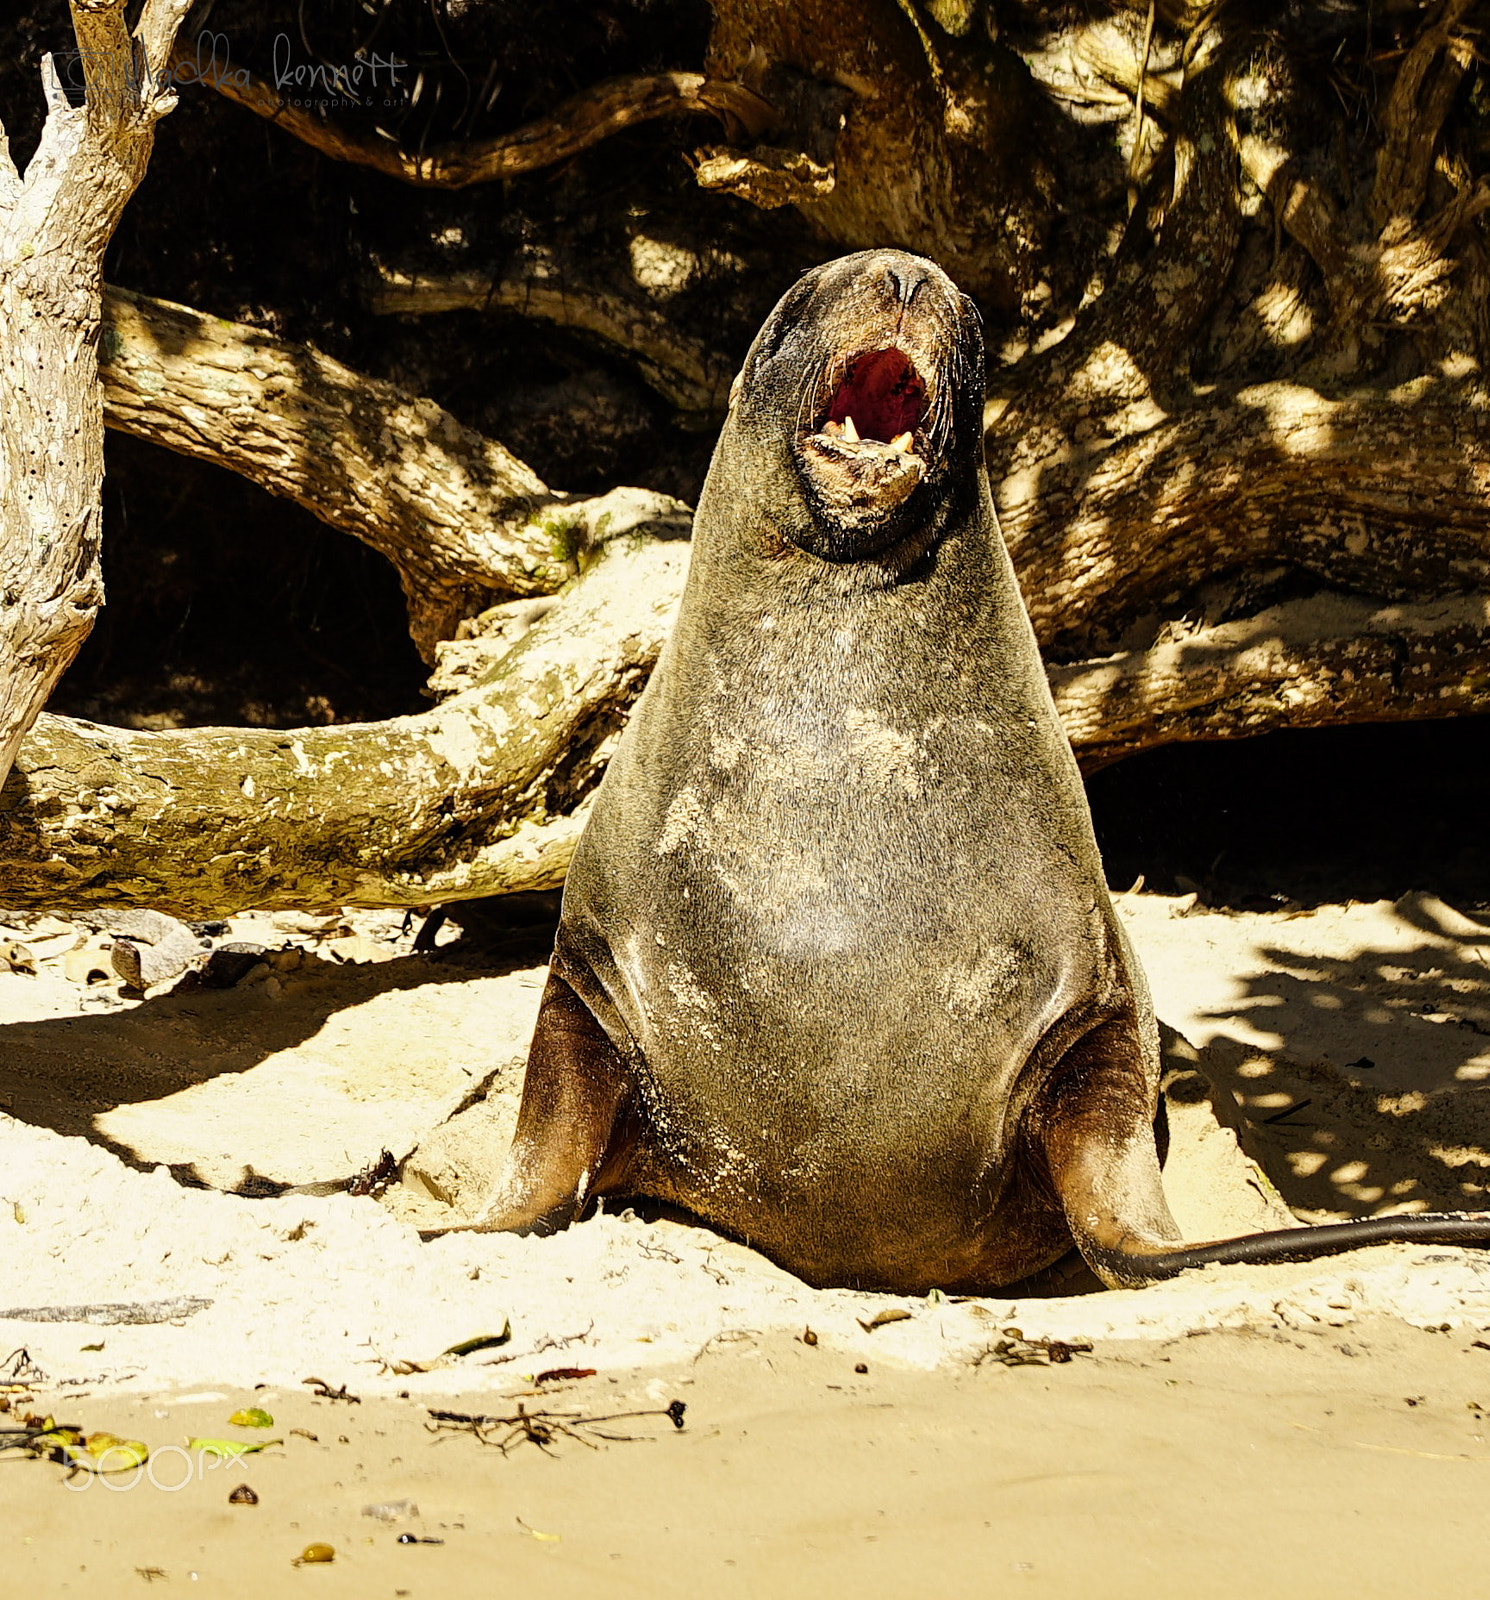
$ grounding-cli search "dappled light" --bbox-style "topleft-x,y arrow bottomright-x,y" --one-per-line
1119,890 -> 1490,1224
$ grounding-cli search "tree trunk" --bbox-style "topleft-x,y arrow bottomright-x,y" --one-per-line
699,0 -> 1057,312
0,0 -> 193,787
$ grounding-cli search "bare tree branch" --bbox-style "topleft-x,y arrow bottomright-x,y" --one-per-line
993,21 -> 1240,473
9,548 -> 1489,915
134,0 -> 197,90
369,256 -> 732,415
174,43 -> 774,187
1370,0 -> 1477,232
98,285 -> 691,657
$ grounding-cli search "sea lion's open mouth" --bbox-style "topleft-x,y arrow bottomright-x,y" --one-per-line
808,347 -> 928,457
819,347 -> 927,452
798,347 -> 933,527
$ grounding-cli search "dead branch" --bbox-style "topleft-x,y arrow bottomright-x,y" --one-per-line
0,0 -> 194,788
174,40 -> 773,187
99,284 -> 690,657
369,256 -> 732,415
0,535 -> 688,917
1071,19 -> 1181,124
691,143 -> 837,210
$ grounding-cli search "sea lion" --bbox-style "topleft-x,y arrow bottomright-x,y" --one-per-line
436,248 -> 1490,1291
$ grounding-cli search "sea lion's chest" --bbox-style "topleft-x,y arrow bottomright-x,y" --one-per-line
564,609 -> 1110,1131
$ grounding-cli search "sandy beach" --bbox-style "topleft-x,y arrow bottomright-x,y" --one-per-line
5,889 -> 1490,1594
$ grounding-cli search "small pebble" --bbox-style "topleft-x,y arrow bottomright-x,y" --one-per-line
228,1483 -> 258,1505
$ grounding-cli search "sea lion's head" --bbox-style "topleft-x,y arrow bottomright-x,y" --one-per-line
726,249 -> 984,565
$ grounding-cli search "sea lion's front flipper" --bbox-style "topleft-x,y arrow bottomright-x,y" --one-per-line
427,968 -> 637,1237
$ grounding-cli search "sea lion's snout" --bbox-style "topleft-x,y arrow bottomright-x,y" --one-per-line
739,249 -> 978,563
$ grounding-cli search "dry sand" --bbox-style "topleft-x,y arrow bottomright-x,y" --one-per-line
4,889 -> 1490,1594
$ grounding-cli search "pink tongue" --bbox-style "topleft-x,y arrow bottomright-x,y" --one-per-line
825,348 -> 924,441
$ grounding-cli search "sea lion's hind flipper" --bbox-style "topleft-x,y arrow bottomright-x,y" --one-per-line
1034,1020 -> 1189,1290
424,968 -> 638,1238
1040,1025 -> 1490,1287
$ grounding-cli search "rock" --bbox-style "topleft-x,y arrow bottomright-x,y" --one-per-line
105,910 -> 206,990
200,943 -> 271,989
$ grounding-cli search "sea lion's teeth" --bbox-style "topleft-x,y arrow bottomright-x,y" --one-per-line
889,432 -> 914,453
823,420 -> 844,436
842,414 -> 860,442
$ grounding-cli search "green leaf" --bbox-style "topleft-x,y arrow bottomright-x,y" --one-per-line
228,1407 -> 274,1428
442,1321 -> 512,1357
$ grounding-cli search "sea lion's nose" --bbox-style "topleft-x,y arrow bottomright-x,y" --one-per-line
884,260 -> 928,308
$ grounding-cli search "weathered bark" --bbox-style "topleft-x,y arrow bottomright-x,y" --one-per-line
995,379 -> 1490,662
1052,591 -> 1490,771
369,256 -> 732,415
0,534 -> 689,916
176,40 -> 774,188
701,0 -> 1056,310
98,284 -> 691,657
1085,2 -> 1490,372
0,0 -> 193,788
